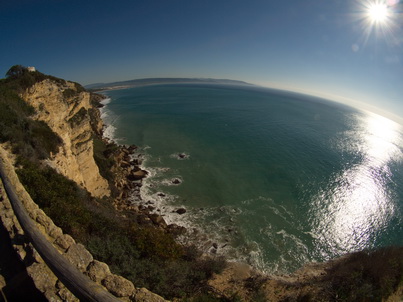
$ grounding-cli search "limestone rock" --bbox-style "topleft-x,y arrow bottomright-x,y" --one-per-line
65,243 -> 93,272
86,260 -> 111,283
21,79 -> 110,198
133,287 -> 168,302
102,274 -> 135,297
54,234 -> 76,251
57,287 -> 79,302
27,262 -> 58,293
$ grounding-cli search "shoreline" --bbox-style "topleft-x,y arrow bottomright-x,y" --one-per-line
96,93 -> 403,301
98,95 -> 251,264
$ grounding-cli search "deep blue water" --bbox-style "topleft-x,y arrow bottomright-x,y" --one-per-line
102,84 -> 403,273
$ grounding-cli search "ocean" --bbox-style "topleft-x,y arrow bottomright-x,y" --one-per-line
101,83 -> 403,273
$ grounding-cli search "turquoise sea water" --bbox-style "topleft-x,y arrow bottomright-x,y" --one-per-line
102,84 -> 403,273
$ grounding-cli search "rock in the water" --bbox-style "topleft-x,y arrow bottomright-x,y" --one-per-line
172,178 -> 182,185
177,153 -> 189,159
127,169 -> 148,181
176,208 -> 187,215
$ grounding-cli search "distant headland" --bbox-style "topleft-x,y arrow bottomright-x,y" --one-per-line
85,77 -> 253,91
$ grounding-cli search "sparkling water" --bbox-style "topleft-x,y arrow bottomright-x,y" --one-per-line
101,84 -> 403,273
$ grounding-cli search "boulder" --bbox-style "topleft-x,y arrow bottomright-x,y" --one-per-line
167,224 -> 187,236
149,214 -> 167,228
127,170 -> 147,181
86,260 -> 111,283
65,243 -> 93,272
27,262 -> 58,293
54,234 -> 76,251
171,178 -> 181,185
133,287 -> 168,302
102,274 -> 135,297
176,208 -> 187,215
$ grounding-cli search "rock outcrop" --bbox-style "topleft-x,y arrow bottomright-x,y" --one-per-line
21,79 -> 110,198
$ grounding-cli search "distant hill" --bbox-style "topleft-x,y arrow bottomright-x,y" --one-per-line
85,77 -> 252,91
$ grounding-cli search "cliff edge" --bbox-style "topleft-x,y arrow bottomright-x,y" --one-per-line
20,79 -> 110,198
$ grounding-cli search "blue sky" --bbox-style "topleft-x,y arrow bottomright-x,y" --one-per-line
1,0 -> 402,120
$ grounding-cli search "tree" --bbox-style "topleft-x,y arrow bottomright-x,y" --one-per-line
6,65 -> 27,78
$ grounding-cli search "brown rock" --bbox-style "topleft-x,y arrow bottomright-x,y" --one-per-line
65,243 -> 93,272
54,234 -> 76,251
27,262 -> 58,293
57,287 -> 79,302
167,224 -> 187,236
127,170 -> 147,181
86,260 -> 111,283
133,287 -> 168,302
102,274 -> 135,297
149,214 -> 167,228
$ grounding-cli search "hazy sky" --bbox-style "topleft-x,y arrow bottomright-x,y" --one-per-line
1,0 -> 402,119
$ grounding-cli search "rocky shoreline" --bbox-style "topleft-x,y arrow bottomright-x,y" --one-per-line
101,140 -> 188,238
97,97 -> 228,256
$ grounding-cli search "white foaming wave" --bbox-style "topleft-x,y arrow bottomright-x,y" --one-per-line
98,97 -> 125,143
103,124 -> 117,141
169,152 -> 190,160
100,97 -> 111,106
130,157 -> 272,271
132,163 -> 245,259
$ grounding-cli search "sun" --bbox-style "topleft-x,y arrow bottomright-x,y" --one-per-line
353,0 -> 400,47
367,3 -> 389,23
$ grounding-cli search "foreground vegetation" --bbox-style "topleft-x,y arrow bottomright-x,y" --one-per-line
1,65 -> 402,301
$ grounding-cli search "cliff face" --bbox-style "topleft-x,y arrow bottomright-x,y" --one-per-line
21,79 -> 110,198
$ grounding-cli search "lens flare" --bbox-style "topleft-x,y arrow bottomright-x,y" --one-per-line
352,0 -> 401,47
367,3 -> 389,23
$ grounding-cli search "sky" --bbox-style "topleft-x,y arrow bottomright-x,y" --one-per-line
1,0 -> 402,120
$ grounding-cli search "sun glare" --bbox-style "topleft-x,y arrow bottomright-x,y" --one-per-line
353,0 -> 400,46
367,3 -> 389,23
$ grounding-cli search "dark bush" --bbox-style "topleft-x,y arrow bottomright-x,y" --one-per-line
323,247 -> 403,301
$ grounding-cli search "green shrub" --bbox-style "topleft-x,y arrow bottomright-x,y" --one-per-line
68,107 -> 88,127
62,88 -> 76,98
16,158 -> 227,300
0,84 -> 61,160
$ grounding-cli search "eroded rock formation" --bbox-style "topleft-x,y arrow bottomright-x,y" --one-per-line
21,79 -> 110,198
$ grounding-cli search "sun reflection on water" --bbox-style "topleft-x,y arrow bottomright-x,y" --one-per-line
311,112 -> 403,258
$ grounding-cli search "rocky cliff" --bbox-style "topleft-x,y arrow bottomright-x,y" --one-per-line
21,79 -> 110,198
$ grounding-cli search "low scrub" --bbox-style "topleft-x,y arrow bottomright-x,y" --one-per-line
320,247 -> 403,301
17,159 -> 227,299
